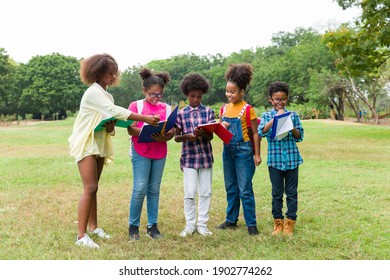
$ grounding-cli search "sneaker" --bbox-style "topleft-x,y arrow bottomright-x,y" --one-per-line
75,233 -> 100,249
197,226 -> 213,236
248,226 -> 259,235
215,221 -> 238,230
90,228 -> 111,240
146,224 -> 162,239
128,225 -> 140,241
180,225 -> 196,237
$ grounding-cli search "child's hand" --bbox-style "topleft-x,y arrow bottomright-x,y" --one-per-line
144,115 -> 160,126
152,127 -> 175,142
105,120 -> 116,133
194,127 -> 206,137
184,133 -> 199,142
221,121 -> 230,128
254,155 -> 262,166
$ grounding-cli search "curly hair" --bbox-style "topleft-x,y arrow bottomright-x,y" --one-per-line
224,63 -> 253,90
139,68 -> 170,89
268,81 -> 289,97
79,53 -> 119,85
180,73 -> 210,96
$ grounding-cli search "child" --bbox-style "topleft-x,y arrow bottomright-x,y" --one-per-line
68,54 -> 159,248
175,73 -> 215,237
258,81 -> 304,236
217,63 -> 262,236
127,68 -> 175,240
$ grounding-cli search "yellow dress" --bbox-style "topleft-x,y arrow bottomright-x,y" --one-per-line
68,83 -> 131,164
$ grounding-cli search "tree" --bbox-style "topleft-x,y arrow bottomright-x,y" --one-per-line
0,48 -> 18,115
19,53 -> 84,119
307,69 -> 347,120
146,53 -> 218,105
252,28 -> 337,108
323,0 -> 390,123
109,65 -> 143,108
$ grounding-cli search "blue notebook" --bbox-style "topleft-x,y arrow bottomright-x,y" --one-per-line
270,112 -> 293,140
138,105 -> 179,143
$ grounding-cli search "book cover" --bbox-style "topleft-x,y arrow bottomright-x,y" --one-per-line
197,122 -> 233,144
138,105 -> 179,143
94,117 -> 134,132
270,112 -> 293,140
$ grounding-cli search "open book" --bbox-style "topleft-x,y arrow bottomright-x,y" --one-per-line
197,122 -> 233,144
94,117 -> 134,132
138,105 -> 179,143
270,112 -> 293,140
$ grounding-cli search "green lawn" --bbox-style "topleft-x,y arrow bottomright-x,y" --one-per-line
0,119 -> 389,260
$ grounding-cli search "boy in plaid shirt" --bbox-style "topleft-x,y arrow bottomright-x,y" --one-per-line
258,81 -> 304,237
175,73 -> 215,237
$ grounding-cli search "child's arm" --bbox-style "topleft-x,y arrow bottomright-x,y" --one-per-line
291,113 -> 304,141
127,123 -> 141,136
128,112 -> 160,126
251,118 -> 262,166
262,109 -> 286,134
291,127 -> 301,139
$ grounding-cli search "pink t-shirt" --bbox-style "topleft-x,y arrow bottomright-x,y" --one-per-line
128,100 -> 168,159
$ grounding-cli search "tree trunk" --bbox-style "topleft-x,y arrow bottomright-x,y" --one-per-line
348,77 -> 379,124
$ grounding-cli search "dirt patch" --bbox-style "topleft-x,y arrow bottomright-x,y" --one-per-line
0,120 -> 45,127
304,118 -> 390,127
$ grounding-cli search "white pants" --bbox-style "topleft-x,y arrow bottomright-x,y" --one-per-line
183,167 -> 212,228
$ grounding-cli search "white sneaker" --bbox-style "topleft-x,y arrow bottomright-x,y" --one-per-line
180,225 -> 196,237
75,234 -> 100,249
91,228 -> 111,240
197,226 -> 213,236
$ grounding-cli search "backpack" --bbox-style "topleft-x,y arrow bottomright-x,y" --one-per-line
128,100 -> 171,158
220,103 -> 260,152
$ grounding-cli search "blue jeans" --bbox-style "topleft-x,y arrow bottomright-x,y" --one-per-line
129,148 -> 166,227
268,166 -> 298,220
223,141 -> 257,227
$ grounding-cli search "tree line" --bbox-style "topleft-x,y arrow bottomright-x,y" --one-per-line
1,0 -> 388,123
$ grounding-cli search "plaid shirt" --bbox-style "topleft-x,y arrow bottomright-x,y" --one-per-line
258,108 -> 304,171
176,104 -> 215,169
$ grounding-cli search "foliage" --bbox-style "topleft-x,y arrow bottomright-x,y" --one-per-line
109,65 -> 144,108
18,53 -> 85,119
323,0 -> 390,123
1,7 -> 389,121
252,28 -> 337,107
0,48 -> 18,115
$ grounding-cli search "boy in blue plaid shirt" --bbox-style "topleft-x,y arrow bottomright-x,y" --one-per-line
175,73 -> 215,237
258,81 -> 304,237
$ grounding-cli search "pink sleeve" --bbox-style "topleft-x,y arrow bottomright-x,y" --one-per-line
128,101 -> 137,112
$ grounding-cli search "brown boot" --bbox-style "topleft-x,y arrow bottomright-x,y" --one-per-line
271,219 -> 284,236
283,218 -> 296,236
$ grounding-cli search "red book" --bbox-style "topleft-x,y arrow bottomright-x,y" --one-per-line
197,122 -> 233,144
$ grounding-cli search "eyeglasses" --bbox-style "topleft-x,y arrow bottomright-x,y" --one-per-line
146,90 -> 163,98
271,98 -> 288,103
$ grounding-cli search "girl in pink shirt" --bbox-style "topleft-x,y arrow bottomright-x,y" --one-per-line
127,68 -> 175,240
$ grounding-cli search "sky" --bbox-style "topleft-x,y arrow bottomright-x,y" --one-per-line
1,0 -> 361,70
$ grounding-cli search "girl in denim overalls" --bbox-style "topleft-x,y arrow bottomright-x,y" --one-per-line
216,63 -> 262,235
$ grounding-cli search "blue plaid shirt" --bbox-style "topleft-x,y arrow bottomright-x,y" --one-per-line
258,108 -> 304,171
176,104 -> 215,169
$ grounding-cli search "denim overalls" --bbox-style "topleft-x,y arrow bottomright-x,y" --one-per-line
222,105 -> 257,227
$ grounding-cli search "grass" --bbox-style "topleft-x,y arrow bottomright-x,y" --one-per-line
0,119 -> 389,260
